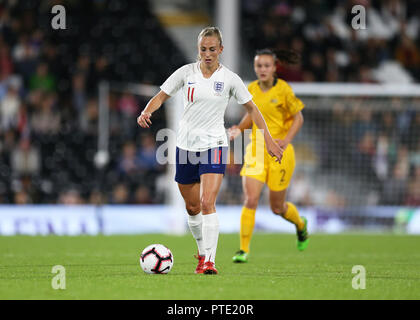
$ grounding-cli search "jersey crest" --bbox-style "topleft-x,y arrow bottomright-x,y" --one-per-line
214,81 -> 224,94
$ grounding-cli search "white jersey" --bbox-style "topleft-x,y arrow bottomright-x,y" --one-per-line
160,62 -> 252,152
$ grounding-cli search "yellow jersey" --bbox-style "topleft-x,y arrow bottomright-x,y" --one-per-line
248,79 -> 304,145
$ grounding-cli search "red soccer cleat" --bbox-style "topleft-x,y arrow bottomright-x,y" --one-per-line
203,261 -> 218,275
194,254 -> 205,274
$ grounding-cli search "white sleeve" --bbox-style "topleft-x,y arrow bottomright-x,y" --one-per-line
230,73 -> 253,105
160,65 -> 186,96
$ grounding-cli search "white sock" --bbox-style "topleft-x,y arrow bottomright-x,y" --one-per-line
187,212 -> 205,256
202,212 -> 219,263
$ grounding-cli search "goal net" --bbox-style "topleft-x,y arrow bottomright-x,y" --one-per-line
219,83 -> 420,231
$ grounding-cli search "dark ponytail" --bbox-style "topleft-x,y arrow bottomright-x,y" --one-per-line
275,49 -> 300,65
255,48 -> 300,65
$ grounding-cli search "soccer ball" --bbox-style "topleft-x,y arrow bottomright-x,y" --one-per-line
140,244 -> 174,274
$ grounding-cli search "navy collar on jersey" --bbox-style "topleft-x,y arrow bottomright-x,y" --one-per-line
258,77 -> 278,90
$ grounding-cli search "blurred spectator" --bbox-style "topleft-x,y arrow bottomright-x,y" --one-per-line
88,189 -> 106,205
12,35 -> 38,79
321,104 -> 353,170
352,108 -> 377,141
133,185 -> 154,204
137,133 -> 162,172
410,139 -> 420,168
117,141 -> 141,176
30,93 -> 60,136
41,43 -> 61,77
118,93 -> 138,116
374,133 -> 391,181
405,166 -> 420,206
14,190 -> 32,204
381,161 -> 408,205
0,129 -> 17,163
308,51 -> 326,82
10,138 -> 40,177
356,132 -> 376,169
111,183 -> 130,204
358,65 -> 376,83
72,72 -> 87,115
351,109 -> 378,177
89,55 -> 111,89
29,62 -> 56,92
408,111 -> 420,150
0,82 -> 20,130
12,175 -> 38,202
58,189 -> 84,205
118,93 -> 138,137
395,34 -> 420,80
324,190 -> 347,208
391,97 -> 411,143
75,55 -> 91,78
288,171 -> 313,206
80,98 -> 98,136
0,42 -> 13,79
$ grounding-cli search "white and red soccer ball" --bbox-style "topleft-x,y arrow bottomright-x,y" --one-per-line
140,244 -> 174,274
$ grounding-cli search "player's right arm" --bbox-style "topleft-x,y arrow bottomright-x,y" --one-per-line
138,64 -> 187,128
137,90 -> 171,128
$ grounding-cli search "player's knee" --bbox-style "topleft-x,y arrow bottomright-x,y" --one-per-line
244,195 -> 259,210
200,196 -> 215,213
271,202 -> 287,216
186,203 -> 201,215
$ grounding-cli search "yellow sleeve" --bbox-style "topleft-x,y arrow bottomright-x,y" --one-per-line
285,84 -> 304,115
247,81 -> 257,97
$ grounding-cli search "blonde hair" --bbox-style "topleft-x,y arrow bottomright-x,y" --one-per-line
197,26 -> 223,47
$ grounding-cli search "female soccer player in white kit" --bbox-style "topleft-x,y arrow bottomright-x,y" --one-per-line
137,27 -> 283,274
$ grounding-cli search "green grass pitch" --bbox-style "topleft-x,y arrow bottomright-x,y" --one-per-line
1,233 -> 419,300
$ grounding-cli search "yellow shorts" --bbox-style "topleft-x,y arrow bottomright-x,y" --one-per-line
240,143 -> 295,191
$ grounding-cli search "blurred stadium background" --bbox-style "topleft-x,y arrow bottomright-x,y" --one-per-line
1,0 -> 420,235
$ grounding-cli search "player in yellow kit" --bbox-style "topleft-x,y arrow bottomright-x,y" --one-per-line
229,49 -> 309,263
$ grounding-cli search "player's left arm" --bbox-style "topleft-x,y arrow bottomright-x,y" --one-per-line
277,111 -> 304,149
277,85 -> 304,149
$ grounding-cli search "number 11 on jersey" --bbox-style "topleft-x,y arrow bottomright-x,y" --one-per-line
188,87 -> 195,102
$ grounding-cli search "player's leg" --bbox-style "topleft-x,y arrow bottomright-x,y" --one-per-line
269,189 -> 309,251
175,147 -> 205,273
200,172 -> 224,274
234,142 -> 267,262
177,182 -> 206,273
233,176 -> 265,263
267,144 -> 309,251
